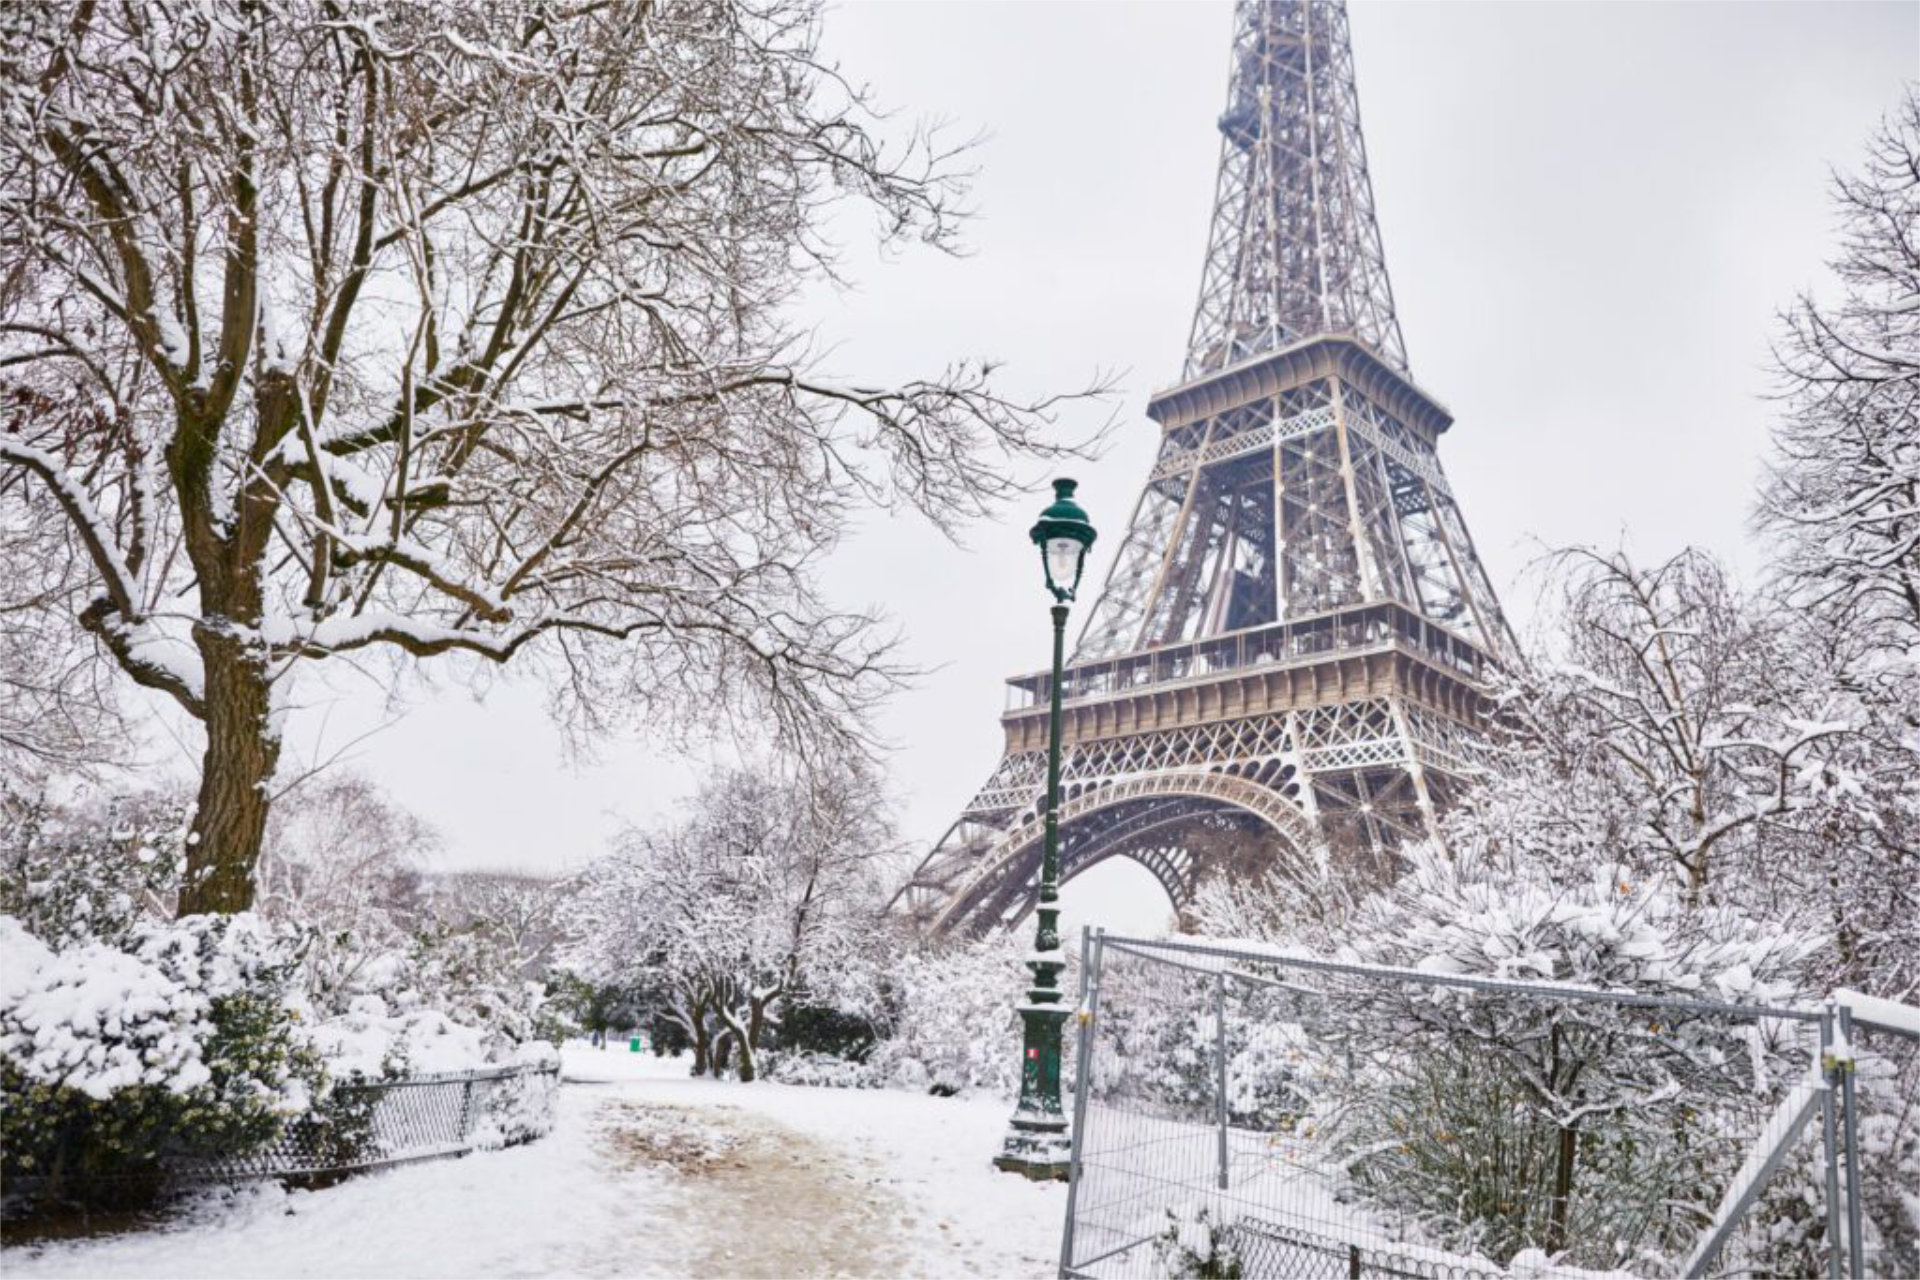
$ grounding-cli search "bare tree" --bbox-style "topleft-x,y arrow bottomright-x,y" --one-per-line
429,869 -> 565,983
1541,547 -> 1848,900
1760,92 -> 1920,651
0,1 -> 1094,914
0,491 -> 130,781
256,772 -> 433,1010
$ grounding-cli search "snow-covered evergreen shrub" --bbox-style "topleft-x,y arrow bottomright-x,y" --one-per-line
0,913 -> 323,1205
1321,844 -> 1820,1270
468,1044 -> 561,1150
406,923 -> 559,1054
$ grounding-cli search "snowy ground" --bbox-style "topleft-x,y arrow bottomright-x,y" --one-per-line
3,1046 -> 1066,1279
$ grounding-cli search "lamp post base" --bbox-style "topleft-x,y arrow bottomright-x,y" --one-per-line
994,1112 -> 1072,1182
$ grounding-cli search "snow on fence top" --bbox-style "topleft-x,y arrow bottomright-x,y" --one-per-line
1091,932 -> 1920,1039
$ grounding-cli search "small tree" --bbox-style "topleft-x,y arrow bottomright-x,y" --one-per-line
0,0 -> 1092,914
255,773 -> 432,1012
1537,547 -> 1850,902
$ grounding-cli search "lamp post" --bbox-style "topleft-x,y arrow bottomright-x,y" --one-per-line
995,478 -> 1096,1181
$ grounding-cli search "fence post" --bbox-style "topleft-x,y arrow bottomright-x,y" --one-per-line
1059,927 -> 1104,1280
1347,1243 -> 1361,1280
1820,1008 -> 1844,1280
1214,969 -> 1229,1191
1836,1005 -> 1864,1280
457,1075 -> 477,1144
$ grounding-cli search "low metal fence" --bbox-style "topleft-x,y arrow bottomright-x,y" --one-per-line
1059,932 -> 1919,1280
165,1061 -> 561,1183
5,1062 -> 560,1215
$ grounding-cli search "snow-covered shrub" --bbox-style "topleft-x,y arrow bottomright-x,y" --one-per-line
304,993 -> 489,1081
0,913 -> 323,1204
770,1001 -> 881,1063
863,931 -> 1039,1097
405,923 -> 557,1055
1319,843 -> 1821,1270
0,789 -> 184,947
255,774 -> 432,1017
763,1050 -> 881,1090
1153,1203 -> 1246,1279
469,1044 -> 561,1151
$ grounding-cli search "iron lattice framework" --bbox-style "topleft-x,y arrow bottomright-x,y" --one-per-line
894,0 -> 1514,934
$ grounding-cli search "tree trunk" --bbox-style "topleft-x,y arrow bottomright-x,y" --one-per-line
687,998 -> 711,1076
1548,1121 -> 1578,1253
737,994 -> 774,1084
177,634 -> 279,916
711,1030 -> 734,1078
1546,1023 -> 1578,1254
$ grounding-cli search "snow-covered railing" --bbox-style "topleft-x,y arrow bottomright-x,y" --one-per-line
164,1061 -> 561,1184
1099,932 -> 1829,1028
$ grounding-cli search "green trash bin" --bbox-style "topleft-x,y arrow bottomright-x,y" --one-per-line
629,1035 -> 641,1052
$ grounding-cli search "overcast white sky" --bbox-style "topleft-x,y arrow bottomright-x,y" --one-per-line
249,1 -> 1915,922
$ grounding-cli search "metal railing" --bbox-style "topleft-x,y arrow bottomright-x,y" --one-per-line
166,1061 -> 560,1182
1059,931 -> 1919,1280
5,1061 -> 560,1215
1005,601 -> 1489,713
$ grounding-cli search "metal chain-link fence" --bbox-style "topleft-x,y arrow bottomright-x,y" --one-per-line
1060,933 -> 1918,1280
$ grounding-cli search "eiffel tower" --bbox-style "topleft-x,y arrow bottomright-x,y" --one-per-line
894,0 -> 1515,934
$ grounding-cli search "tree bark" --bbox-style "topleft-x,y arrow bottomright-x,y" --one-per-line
686,995 -> 712,1077
737,993 -> 775,1084
1545,1023 -> 1578,1254
177,633 -> 279,915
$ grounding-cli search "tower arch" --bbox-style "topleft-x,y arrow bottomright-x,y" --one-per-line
927,770 -> 1313,935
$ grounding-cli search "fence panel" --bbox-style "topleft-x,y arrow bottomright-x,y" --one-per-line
164,1062 -> 561,1183
1061,934 -> 1915,1280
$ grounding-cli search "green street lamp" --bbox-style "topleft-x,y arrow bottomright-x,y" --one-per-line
995,478 -> 1096,1181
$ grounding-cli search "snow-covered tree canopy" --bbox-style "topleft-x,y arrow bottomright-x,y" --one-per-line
567,763 -> 894,1081
0,0 -> 1092,912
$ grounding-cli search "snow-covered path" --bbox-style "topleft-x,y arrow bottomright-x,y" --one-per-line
3,1048 -> 1066,1279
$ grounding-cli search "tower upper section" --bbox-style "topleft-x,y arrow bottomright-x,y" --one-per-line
1186,0 -> 1408,378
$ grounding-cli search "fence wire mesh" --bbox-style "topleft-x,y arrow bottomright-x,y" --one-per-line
1061,934 -> 1917,1280
4,1061 -> 561,1218
165,1062 -> 560,1182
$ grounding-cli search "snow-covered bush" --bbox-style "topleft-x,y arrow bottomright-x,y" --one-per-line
1319,843 -> 1821,1270
403,923 -> 558,1056
470,1047 -> 561,1150
762,1050 -> 881,1090
255,775 -> 432,1016
863,931 -> 1032,1097
1153,1203 -> 1246,1279
0,788 -> 184,947
0,912 -> 324,1204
